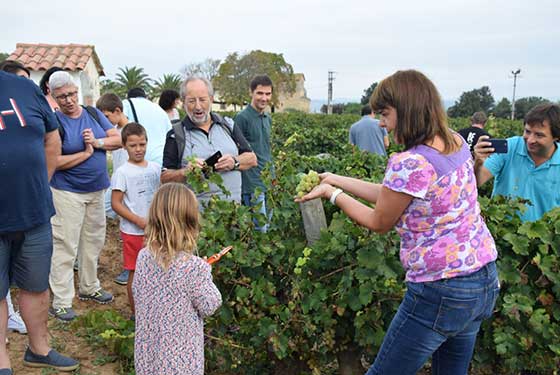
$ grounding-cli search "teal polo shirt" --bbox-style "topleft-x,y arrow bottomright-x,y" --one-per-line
235,105 -> 273,194
485,136 -> 560,222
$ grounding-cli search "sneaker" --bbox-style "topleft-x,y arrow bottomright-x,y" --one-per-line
23,347 -> 79,372
78,289 -> 113,304
48,307 -> 77,322
7,310 -> 27,334
0,369 -> 13,375
114,269 -> 130,285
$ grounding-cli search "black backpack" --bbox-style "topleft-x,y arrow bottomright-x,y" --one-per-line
57,105 -> 102,142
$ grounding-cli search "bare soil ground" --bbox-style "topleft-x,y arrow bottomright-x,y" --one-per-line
8,218 -> 127,374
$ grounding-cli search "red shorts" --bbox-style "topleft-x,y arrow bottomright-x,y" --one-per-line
120,232 -> 144,270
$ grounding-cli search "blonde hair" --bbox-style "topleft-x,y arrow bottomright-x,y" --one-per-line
145,183 -> 200,270
370,70 -> 459,154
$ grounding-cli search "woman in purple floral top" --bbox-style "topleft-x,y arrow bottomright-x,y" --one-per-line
133,183 -> 222,375
298,70 -> 499,375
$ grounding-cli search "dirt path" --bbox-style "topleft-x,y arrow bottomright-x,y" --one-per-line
8,218 -> 127,374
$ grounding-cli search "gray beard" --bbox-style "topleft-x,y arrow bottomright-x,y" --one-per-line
187,112 -> 210,126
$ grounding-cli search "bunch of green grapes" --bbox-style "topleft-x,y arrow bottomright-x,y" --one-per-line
296,170 -> 321,198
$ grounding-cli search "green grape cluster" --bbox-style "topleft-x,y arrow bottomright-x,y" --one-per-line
296,170 -> 320,198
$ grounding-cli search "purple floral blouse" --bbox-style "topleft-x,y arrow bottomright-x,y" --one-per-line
382,141 -> 497,282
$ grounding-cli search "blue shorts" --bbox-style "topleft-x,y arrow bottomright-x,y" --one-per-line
0,222 -> 53,298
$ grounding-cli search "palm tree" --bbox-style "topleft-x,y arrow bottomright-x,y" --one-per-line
100,78 -> 126,97
151,73 -> 182,98
115,66 -> 153,94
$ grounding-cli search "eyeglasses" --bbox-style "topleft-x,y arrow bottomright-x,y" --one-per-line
54,91 -> 78,101
185,97 -> 210,106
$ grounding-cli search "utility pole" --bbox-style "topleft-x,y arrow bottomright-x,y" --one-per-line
510,69 -> 521,120
327,71 -> 336,115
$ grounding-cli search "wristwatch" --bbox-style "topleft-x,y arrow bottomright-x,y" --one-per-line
233,157 -> 240,171
97,138 -> 105,149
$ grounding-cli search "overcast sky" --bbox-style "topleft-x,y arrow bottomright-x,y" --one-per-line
3,0 -> 559,103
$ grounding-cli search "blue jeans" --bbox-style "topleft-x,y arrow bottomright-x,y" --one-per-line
366,261 -> 500,375
241,192 -> 270,233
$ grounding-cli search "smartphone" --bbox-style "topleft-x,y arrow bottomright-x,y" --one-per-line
204,151 -> 222,169
206,246 -> 233,265
488,139 -> 508,154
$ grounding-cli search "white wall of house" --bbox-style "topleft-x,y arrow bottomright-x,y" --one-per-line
80,59 -> 101,106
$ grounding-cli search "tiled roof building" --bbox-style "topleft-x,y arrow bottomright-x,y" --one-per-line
8,43 -> 104,74
7,43 -> 105,106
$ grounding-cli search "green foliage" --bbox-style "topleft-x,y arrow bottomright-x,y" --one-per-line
115,66 -> 153,94
342,102 -> 362,115
494,97 -> 512,119
448,116 -> 524,140
100,78 -> 126,97
75,310 -> 135,374
0,52 -> 9,63
475,199 -> 560,373
151,73 -> 182,99
448,86 -> 495,118
213,50 -> 295,107
514,96 -> 551,120
361,82 -> 378,105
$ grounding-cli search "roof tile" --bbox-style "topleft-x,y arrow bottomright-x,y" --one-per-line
5,43 -> 104,75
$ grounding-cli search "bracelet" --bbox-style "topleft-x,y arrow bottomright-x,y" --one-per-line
330,188 -> 343,205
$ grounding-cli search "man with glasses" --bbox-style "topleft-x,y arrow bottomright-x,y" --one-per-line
161,76 -> 257,206
474,103 -> 560,222
0,71 -> 79,372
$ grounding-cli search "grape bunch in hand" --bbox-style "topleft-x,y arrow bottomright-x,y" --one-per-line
296,170 -> 321,198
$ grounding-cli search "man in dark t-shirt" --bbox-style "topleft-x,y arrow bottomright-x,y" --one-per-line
0,72 -> 78,372
458,111 -> 490,153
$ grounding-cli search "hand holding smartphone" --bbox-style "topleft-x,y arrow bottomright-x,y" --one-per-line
488,139 -> 508,154
204,151 -> 223,170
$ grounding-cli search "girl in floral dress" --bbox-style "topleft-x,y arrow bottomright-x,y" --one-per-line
133,183 -> 222,375
298,70 -> 499,375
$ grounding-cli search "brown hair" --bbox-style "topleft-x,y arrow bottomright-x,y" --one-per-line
145,183 -> 200,270
121,122 -> 147,145
525,103 -> 560,139
96,93 -> 123,112
370,70 -> 459,153
471,111 -> 488,125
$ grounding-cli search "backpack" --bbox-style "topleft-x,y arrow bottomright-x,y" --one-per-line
172,114 -> 239,162
57,105 -> 101,142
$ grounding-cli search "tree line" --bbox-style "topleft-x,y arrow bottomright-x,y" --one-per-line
100,50 -> 297,108
446,86 -> 556,120
0,52 -> 556,118
324,81 -> 557,120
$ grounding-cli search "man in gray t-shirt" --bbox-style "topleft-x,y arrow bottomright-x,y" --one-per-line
349,105 -> 389,155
